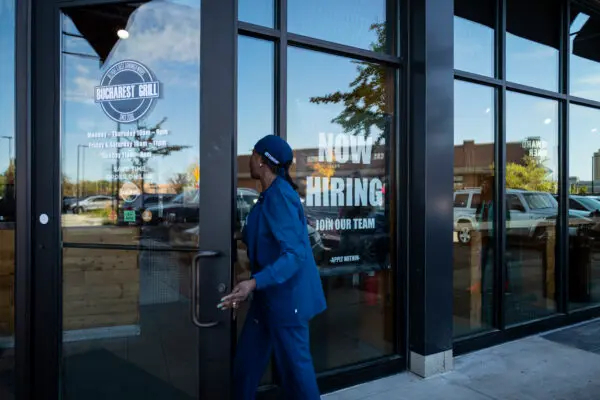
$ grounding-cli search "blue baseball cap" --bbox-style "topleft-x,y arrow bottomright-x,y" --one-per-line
253,135 -> 294,167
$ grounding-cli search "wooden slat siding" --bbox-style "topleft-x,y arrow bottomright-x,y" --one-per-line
0,229 -> 14,335
63,227 -> 140,331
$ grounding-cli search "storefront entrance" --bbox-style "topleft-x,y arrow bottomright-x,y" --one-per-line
21,0 -> 237,398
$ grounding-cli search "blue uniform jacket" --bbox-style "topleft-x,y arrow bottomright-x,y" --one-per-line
243,177 -> 327,326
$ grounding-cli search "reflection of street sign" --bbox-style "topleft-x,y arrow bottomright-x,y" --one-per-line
120,182 -> 141,203
124,210 -> 136,223
142,210 -> 152,222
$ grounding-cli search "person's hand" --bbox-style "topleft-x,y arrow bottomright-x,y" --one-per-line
217,279 -> 256,310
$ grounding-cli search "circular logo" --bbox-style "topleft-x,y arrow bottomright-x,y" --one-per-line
120,182 -> 141,203
95,60 -> 161,123
142,210 -> 153,222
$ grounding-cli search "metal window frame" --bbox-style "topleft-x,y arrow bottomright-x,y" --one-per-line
13,0 -> 408,397
16,0 -> 238,399
453,0 -> 600,352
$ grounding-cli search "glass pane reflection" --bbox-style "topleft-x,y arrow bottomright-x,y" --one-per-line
506,0 -> 560,91
454,0 -> 495,77
60,2 -> 201,398
453,81 -> 495,337
288,0 -> 390,53
568,105 -> 600,310
288,47 -> 395,371
505,91 -> 558,325
570,4 -> 600,102
238,0 -> 274,28
235,35 -> 275,386
0,1 -> 15,399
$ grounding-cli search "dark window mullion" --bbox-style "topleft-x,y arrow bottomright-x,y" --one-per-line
494,0 -> 507,332
558,0 -> 571,314
276,0 -> 287,140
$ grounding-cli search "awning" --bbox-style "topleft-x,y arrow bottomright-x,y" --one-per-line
62,2 -> 148,64
455,0 -> 600,64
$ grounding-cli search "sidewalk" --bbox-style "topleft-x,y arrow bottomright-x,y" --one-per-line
323,319 -> 600,400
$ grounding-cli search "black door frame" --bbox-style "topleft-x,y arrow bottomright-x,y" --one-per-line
15,0 -> 238,398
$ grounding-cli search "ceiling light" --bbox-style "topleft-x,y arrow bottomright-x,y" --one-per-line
117,29 -> 129,40
544,118 -> 552,125
592,128 -> 597,133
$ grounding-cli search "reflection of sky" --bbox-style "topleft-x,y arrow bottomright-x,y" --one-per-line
0,1 -> 15,175
455,13 -> 600,182
3,3 -> 600,183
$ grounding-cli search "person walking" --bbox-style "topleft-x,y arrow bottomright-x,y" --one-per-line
218,134 -> 327,400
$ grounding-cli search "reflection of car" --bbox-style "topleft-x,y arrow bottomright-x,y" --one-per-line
453,189 -> 481,245
117,193 -> 177,225
62,196 -> 80,213
149,187 -> 328,262
70,195 -> 112,214
453,188 -> 591,245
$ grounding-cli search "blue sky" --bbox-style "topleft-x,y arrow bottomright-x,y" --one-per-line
1,1 -> 600,185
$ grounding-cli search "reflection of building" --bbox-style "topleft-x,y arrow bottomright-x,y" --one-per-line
237,145 -> 387,194
453,140 -> 526,189
593,150 -> 600,181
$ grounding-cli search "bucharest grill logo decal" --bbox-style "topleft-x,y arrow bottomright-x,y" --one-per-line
95,60 -> 161,123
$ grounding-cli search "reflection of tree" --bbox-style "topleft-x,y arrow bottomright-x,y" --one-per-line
571,184 -> 588,195
506,156 -> 557,192
169,173 -> 190,194
309,23 -> 390,143
125,117 -> 190,193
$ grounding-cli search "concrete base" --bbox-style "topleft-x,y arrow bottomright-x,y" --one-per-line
410,349 -> 453,378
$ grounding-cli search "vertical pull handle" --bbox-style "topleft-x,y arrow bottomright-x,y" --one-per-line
191,251 -> 221,328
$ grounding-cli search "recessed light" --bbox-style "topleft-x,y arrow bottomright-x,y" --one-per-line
117,29 -> 129,40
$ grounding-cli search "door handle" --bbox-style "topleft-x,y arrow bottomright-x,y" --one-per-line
191,250 -> 221,328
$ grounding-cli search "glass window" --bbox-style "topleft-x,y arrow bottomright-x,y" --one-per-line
454,0 -> 495,76
287,47 -> 395,370
288,0 -> 391,53
235,36 -> 275,385
453,81 -> 495,337
506,0 -> 560,91
454,193 -> 469,208
61,3 -> 202,397
238,0 -> 274,28
505,91 -> 558,325
0,1 -> 15,399
568,104 -> 600,310
570,4 -> 600,102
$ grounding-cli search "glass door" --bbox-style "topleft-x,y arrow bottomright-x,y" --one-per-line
53,1 -> 235,398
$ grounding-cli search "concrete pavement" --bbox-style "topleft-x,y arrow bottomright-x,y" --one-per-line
323,319 -> 600,400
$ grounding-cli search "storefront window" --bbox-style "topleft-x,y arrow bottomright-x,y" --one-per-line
454,0 -> 495,77
506,0 -> 560,92
453,81 -> 495,337
0,1 -> 15,398
505,91 -> 558,325
287,47 -> 394,371
570,3 -> 600,102
238,0 -> 274,28
288,0 -> 391,53
235,35 -> 275,385
60,3 -> 202,397
568,105 -> 600,310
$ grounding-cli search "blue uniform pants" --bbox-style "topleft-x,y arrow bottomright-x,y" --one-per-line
233,308 -> 321,400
